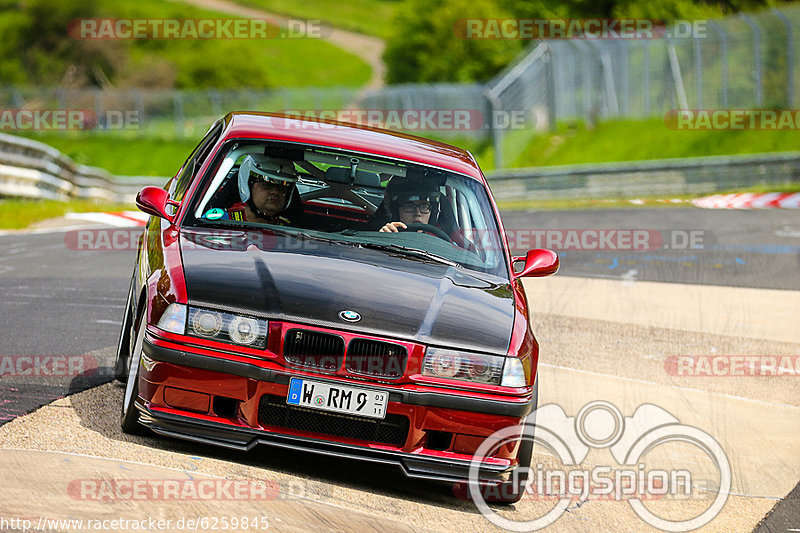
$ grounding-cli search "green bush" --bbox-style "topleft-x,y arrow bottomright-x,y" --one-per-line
383,0 -> 786,84
383,0 -> 523,83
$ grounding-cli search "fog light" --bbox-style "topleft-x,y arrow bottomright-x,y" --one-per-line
157,303 -> 187,334
501,357 -> 526,387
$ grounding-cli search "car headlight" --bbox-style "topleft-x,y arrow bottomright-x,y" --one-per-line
184,306 -> 267,348
192,309 -> 223,336
228,315 -> 260,345
422,347 -> 504,385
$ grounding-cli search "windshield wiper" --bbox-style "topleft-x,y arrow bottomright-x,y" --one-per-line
189,222 -> 456,265
360,242 -> 458,267
193,221 -> 358,246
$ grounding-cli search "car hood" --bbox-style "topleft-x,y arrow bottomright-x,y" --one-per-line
179,228 -> 515,355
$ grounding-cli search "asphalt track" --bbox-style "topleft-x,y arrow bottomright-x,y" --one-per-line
0,207 -> 797,532
502,207 -> 800,290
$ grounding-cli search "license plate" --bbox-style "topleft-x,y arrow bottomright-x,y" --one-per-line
286,378 -> 388,419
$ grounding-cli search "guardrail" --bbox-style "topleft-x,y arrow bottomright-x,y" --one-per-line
3,132 -> 798,205
486,151 -> 800,200
0,133 -> 165,203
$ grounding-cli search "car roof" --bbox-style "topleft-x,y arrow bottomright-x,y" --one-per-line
220,112 -> 486,182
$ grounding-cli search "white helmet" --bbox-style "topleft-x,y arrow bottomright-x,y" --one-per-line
237,155 -> 298,203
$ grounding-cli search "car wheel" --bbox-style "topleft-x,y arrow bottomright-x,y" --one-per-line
490,378 -> 538,504
120,308 -> 147,435
453,379 -> 538,505
113,275 -> 135,383
501,416 -> 536,503
483,415 -> 535,504
450,415 -> 534,504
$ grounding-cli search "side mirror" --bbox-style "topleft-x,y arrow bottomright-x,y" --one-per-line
513,248 -> 559,278
136,186 -> 176,222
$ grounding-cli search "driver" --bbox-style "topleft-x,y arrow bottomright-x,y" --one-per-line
377,179 -> 442,233
372,178 -> 479,251
203,154 -> 306,226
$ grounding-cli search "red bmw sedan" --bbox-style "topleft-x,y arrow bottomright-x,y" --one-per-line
114,112 -> 558,503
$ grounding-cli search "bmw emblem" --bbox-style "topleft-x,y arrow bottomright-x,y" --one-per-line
339,310 -> 361,322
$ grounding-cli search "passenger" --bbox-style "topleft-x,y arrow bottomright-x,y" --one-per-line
203,155 -> 306,226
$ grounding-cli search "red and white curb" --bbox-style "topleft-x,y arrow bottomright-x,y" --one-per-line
692,192 -> 800,209
0,211 -> 149,237
64,211 -> 148,227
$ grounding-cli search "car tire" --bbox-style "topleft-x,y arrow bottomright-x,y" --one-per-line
113,274 -> 136,383
493,377 -> 538,504
120,308 -> 148,435
483,414 -> 535,505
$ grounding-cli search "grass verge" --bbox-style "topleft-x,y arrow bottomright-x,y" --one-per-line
11,134 -> 194,176
508,118 -> 800,168
231,0 -> 403,39
0,199 -> 135,229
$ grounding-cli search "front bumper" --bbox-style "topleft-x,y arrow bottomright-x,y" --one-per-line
139,337 -> 535,483
137,402 -> 510,483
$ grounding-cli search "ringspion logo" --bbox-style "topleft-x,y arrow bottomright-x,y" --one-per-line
466,401 -> 730,531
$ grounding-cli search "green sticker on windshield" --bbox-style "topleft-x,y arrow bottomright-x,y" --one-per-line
205,208 -> 224,220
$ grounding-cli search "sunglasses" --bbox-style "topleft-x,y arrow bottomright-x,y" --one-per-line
399,201 -> 432,214
250,172 -> 293,190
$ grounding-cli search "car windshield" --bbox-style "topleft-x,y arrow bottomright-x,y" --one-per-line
185,140 -> 509,279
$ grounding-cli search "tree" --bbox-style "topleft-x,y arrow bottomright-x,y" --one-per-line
383,0 -> 523,83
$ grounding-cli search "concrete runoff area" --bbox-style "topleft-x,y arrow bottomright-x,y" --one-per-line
0,275 -> 797,532
522,275 -> 800,344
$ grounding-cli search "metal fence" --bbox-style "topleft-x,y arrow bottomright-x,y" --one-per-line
0,4 -> 797,171
0,86 -> 361,140
486,4 -> 800,168
487,151 -> 800,200
0,133 -> 163,202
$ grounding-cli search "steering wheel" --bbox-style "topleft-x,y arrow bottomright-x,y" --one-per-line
400,223 -> 452,242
